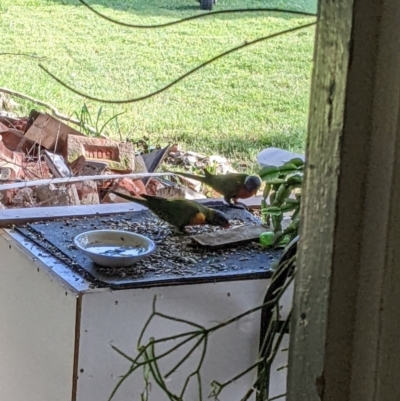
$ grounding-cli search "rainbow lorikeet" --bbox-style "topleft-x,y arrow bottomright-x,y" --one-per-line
108,191 -> 230,233
169,169 -> 262,208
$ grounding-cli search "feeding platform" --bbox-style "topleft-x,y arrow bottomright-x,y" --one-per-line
0,201 -> 286,401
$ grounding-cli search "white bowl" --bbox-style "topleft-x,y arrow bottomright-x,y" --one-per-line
74,230 -> 156,268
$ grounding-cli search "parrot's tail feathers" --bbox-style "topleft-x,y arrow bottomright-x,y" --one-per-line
108,190 -> 147,205
139,194 -> 167,202
172,171 -> 208,183
202,168 -> 213,179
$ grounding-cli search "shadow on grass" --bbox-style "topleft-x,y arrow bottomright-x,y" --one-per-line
47,0 -> 317,22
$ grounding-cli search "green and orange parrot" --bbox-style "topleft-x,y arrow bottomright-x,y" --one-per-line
108,191 -> 230,233
169,169 -> 262,208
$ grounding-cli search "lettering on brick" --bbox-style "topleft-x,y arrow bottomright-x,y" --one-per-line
82,145 -> 120,162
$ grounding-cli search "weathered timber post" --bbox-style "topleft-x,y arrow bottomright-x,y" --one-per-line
287,0 -> 400,400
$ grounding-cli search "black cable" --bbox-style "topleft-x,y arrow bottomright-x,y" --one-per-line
0,53 -> 45,59
38,21 -> 316,104
77,0 -> 316,29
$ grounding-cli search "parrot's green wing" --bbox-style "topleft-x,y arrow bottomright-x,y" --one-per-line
208,173 -> 248,197
143,196 -> 204,229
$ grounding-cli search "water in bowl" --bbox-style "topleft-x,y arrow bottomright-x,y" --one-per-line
86,243 -> 146,257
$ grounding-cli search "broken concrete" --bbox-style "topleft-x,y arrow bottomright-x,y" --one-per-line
75,180 -> 100,205
0,167 -> 16,181
34,184 -> 80,206
12,187 -> 34,207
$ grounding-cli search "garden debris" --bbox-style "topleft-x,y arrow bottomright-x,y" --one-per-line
34,184 -> 80,207
23,161 -> 51,180
0,189 -> 14,206
154,177 -> 206,200
0,167 -> 16,181
43,150 -> 71,178
23,110 -> 82,155
166,147 -> 238,175
0,93 -> 20,118
134,155 -> 147,174
141,145 -> 170,175
0,109 -> 261,211
12,187 -> 34,207
102,177 -> 147,204
82,160 -> 109,176
0,128 -> 27,152
75,180 -> 100,205
68,155 -> 108,176
0,115 -> 28,132
169,173 -> 202,193
0,141 -> 24,177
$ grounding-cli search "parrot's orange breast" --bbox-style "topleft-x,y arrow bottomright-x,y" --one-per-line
189,212 -> 207,226
236,187 -> 257,200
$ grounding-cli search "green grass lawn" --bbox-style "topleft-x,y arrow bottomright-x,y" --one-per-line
0,0 -> 316,169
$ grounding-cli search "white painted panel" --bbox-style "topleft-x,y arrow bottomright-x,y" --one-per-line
6,230 -> 93,292
77,279 -> 270,401
269,335 -> 289,400
0,232 -> 77,401
268,281 -> 293,401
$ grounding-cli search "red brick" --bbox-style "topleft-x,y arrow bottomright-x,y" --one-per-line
22,161 -> 51,180
0,188 -> 15,205
1,129 -> 23,151
0,122 -> 8,133
69,155 -> 86,175
0,141 -> 24,177
23,112 -> 83,155
146,178 -> 162,196
0,128 -> 34,153
67,135 -> 135,172
0,116 -> 28,132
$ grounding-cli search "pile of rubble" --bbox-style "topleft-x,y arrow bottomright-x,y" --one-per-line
0,110 -> 239,209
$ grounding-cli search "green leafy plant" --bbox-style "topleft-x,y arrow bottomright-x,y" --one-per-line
73,103 -> 125,137
259,158 -> 304,247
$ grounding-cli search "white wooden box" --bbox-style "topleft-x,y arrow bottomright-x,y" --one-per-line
0,228 -> 290,401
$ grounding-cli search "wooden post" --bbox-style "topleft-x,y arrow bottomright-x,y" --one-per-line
287,0 -> 400,400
